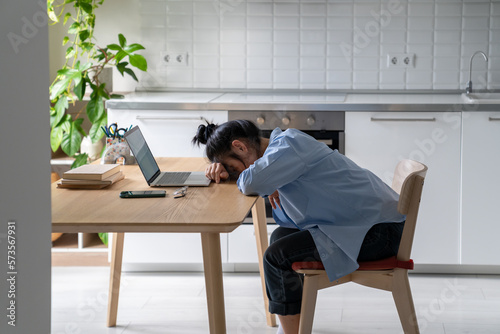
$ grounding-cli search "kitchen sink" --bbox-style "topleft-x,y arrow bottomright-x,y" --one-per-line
462,92 -> 500,103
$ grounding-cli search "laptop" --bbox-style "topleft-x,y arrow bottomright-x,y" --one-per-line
124,126 -> 211,187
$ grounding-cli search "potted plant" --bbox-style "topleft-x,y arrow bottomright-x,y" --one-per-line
47,0 -> 148,168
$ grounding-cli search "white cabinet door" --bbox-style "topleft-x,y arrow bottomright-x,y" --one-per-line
228,224 -> 279,263
121,233 -> 228,264
345,112 -> 461,264
107,109 -> 228,157
461,111 -> 500,265
106,109 -> 228,266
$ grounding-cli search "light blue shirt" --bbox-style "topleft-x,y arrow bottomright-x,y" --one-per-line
237,128 -> 405,282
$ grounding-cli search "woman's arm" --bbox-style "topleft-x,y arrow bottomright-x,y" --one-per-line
238,139 -> 306,196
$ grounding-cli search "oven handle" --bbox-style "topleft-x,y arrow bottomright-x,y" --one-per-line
136,116 -> 208,122
338,131 -> 345,155
489,117 -> 500,121
370,117 -> 436,122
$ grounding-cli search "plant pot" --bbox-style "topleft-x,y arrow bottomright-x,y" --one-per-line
80,136 -> 104,161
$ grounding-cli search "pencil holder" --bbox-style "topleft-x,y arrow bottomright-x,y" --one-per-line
101,137 -> 136,165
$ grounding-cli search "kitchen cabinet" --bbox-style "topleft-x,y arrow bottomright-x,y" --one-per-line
121,233 -> 228,265
345,111 -> 462,264
107,109 -> 228,266
461,111 -> 500,265
228,224 -> 279,263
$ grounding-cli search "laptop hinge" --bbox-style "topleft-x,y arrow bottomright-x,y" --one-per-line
149,170 -> 161,185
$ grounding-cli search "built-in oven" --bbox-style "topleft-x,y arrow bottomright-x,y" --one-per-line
228,110 -> 345,223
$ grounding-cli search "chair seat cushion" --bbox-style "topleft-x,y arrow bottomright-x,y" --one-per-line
292,255 -> 414,271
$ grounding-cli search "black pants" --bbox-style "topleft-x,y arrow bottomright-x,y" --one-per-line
263,222 -> 404,315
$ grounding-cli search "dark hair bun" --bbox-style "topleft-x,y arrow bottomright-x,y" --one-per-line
192,122 -> 217,146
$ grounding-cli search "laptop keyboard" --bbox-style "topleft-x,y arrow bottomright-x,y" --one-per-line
157,172 -> 190,185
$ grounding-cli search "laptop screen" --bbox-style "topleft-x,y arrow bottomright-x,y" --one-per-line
124,126 -> 160,183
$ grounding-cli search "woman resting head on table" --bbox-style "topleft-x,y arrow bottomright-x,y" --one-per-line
193,120 -> 405,334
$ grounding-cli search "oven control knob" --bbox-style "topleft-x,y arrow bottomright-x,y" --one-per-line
256,116 -> 265,125
306,116 -> 316,126
282,116 -> 291,126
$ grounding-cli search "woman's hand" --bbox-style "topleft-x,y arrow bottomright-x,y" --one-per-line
205,163 -> 229,183
269,190 -> 281,210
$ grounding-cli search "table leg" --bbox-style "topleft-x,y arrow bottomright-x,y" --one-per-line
201,232 -> 226,334
251,197 -> 277,327
107,232 -> 124,327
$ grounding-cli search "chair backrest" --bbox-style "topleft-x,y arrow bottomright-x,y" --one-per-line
391,160 -> 428,262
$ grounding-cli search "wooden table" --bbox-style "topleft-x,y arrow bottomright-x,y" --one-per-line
52,158 -> 276,333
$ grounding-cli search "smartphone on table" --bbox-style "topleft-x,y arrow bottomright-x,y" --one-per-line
119,190 -> 166,198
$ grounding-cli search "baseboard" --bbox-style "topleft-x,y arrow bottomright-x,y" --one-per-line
413,264 -> 500,275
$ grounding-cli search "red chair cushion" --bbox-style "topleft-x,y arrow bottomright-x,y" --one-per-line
292,256 -> 414,272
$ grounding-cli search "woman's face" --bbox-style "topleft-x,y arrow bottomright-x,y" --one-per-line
219,139 -> 260,179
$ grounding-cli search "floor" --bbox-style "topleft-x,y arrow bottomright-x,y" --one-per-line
51,267 -> 500,334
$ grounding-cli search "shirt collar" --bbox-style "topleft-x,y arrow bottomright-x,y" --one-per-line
269,127 -> 283,142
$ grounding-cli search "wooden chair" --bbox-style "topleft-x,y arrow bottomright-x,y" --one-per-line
292,159 -> 428,334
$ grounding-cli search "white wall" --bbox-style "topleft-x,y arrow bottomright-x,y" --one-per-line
138,0 -> 499,90
0,1 -> 51,333
48,0 -> 143,92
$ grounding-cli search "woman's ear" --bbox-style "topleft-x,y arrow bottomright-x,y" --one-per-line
231,140 -> 248,153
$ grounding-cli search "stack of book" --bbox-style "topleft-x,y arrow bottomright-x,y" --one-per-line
57,164 -> 124,189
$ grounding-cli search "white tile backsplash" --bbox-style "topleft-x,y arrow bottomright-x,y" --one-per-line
140,0 -> 499,90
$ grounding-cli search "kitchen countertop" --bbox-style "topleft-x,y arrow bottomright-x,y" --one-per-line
105,91 -> 500,112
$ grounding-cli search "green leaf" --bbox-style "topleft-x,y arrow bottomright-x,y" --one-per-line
74,118 -> 86,138
79,29 -> 90,42
56,68 -> 71,76
71,153 -> 89,169
50,107 -> 57,127
61,114 -> 72,133
61,120 -> 83,157
78,2 -> 93,14
81,42 -> 94,53
65,46 -> 76,59
63,12 -> 72,25
110,94 -> 124,99
88,114 -> 107,143
53,95 -> 68,126
123,67 -> 138,81
115,50 -> 128,63
98,233 -> 108,246
97,83 -> 109,100
77,61 -> 92,72
62,36 -> 70,46
129,54 -> 147,72
86,96 -> 104,123
68,22 -> 80,34
116,62 -> 128,76
50,125 -> 64,152
50,78 -> 71,100
47,3 -> 58,23
107,43 -> 121,51
123,43 -> 145,54
118,34 -> 126,48
74,75 -> 87,101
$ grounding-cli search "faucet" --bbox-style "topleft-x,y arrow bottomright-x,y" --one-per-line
465,51 -> 488,95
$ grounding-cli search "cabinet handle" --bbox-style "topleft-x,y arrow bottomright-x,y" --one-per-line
489,117 -> 500,121
371,117 -> 436,122
136,116 -> 208,122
